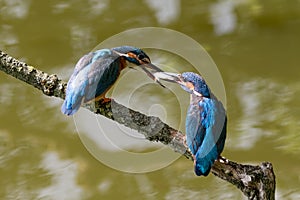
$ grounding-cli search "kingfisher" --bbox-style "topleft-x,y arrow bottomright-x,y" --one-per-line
61,46 -> 164,115
154,71 -> 227,176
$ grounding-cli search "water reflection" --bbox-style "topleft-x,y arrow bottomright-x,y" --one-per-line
0,83 -> 15,109
70,25 -> 96,56
231,78 -> 300,154
165,182 -> 246,200
87,0 -> 109,17
1,0 -> 300,199
0,25 -> 18,48
74,107 -> 182,174
135,175 -> 156,200
145,0 -> 180,25
234,80 -> 264,149
51,2 -> 70,14
210,0 -> 239,35
38,152 -> 83,200
1,0 -> 30,19
97,178 -> 112,193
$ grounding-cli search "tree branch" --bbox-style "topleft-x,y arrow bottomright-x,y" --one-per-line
0,50 -> 275,200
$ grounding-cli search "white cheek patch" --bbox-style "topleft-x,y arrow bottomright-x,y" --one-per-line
193,90 -> 203,97
112,50 -> 129,58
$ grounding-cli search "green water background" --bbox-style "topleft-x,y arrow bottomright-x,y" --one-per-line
0,0 -> 299,199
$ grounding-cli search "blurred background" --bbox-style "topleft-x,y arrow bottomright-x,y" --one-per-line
0,0 -> 299,199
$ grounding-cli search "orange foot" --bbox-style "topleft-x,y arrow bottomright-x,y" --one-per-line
101,97 -> 112,103
94,95 -> 112,103
192,154 -> 196,165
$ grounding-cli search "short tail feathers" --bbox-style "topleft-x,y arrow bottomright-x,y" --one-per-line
194,145 -> 218,176
61,91 -> 83,115
61,99 -> 80,115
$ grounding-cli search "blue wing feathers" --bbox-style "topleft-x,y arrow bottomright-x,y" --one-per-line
61,49 -> 120,115
186,103 -> 202,155
194,122 -> 219,176
195,143 -> 218,176
61,66 -> 88,115
186,96 -> 226,176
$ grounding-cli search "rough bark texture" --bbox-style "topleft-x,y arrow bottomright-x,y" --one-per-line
212,158 -> 275,200
0,50 -> 275,200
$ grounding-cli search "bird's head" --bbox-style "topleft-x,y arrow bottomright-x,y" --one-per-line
113,46 -> 151,65
112,46 -> 165,86
153,71 -> 210,98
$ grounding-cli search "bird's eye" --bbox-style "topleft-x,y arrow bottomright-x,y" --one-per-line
138,54 -> 150,63
180,75 -> 188,82
137,54 -> 145,60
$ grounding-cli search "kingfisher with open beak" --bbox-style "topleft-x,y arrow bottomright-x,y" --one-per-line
61,46 -> 164,115
154,71 -> 227,176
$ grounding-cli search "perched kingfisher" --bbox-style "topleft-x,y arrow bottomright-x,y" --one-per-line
61,46 -> 164,115
154,72 -> 227,176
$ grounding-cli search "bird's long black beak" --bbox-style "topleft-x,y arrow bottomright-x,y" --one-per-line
113,49 -> 166,87
154,72 -> 203,97
153,72 -> 182,83
140,63 -> 166,88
